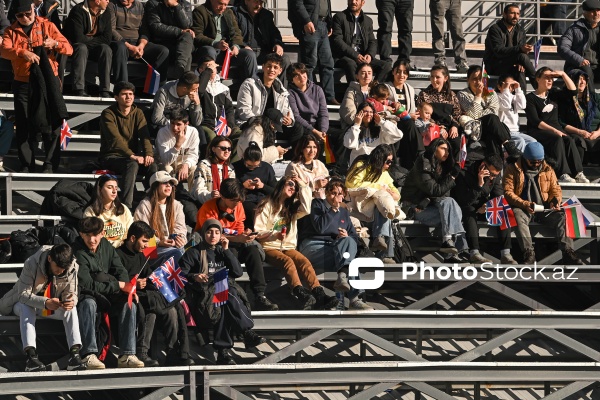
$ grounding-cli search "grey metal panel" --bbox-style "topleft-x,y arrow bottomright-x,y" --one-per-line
403,381 -> 458,400
256,328 -> 340,364
403,281 -> 475,310
139,385 -> 185,400
212,386 -> 255,400
537,329 -> 600,361
481,281 -> 553,310
451,329 -> 532,362
345,329 -> 427,361
540,381 -> 596,400
345,382 -> 398,400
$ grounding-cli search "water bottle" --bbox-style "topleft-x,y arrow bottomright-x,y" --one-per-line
336,291 -> 345,311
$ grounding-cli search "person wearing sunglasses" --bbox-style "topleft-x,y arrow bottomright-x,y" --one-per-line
1,0 -> 72,173
191,136 -> 236,204
452,154 -> 517,265
402,138 -> 468,263
503,142 -> 584,265
255,176 -> 338,310
346,144 -> 401,264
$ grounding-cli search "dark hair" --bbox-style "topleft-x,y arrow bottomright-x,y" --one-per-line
484,154 -> 504,172
355,102 -> 381,141
89,175 -> 126,217
177,71 -> 200,88
264,53 -> 283,67
48,244 -> 74,270
243,141 -> 263,162
503,3 -> 519,14
369,83 -> 390,99
206,136 -> 233,163
292,133 -> 321,163
389,59 -> 411,81
255,177 -> 301,224
220,178 -> 246,202
169,106 -> 190,124
147,179 -> 177,239
347,144 -> 394,184
419,101 -> 433,111
326,178 -> 347,197
78,217 -> 105,235
535,66 -> 553,80
198,55 -> 215,65
114,81 -> 135,96
288,62 -> 309,84
466,65 -> 482,79
430,65 -> 451,92
423,138 -> 454,178
496,73 -> 516,88
245,116 -> 276,148
126,220 -> 155,241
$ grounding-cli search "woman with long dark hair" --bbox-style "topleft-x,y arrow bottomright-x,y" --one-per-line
340,63 -> 377,131
232,141 -> 277,230
191,136 -> 236,204
346,144 -> 401,263
285,134 -> 330,199
233,110 -> 288,163
134,171 -> 187,262
525,67 -> 588,183
254,176 -> 337,310
84,175 -> 133,248
416,65 -> 462,160
402,138 -> 468,262
343,101 -> 403,165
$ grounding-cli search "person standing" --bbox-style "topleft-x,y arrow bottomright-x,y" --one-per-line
430,0 -> 469,72
376,0 -> 414,67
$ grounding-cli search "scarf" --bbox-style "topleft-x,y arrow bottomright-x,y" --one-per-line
211,162 -> 229,191
522,166 -> 543,206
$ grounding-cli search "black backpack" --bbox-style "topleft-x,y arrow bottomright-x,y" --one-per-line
392,222 -> 418,263
9,228 -> 41,264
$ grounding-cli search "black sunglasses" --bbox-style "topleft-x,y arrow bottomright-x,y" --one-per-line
217,146 -> 232,152
385,159 -> 393,165
16,11 -> 33,18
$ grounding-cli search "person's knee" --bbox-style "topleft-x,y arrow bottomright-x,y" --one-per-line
179,31 -> 194,45
125,159 -> 140,173
98,44 -> 113,59
113,41 -> 128,57
78,298 -> 97,314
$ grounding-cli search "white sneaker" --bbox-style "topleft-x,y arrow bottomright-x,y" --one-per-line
333,273 -> 351,292
83,354 -> 105,370
349,299 -> 375,310
575,172 -> 590,183
559,174 -> 576,183
118,354 -> 145,368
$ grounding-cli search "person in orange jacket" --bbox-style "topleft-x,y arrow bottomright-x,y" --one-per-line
1,0 -> 73,173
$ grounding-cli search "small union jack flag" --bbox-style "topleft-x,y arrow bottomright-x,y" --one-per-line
486,196 -> 504,226
161,257 -> 187,293
60,119 -> 72,150
149,272 -> 163,288
215,107 -> 228,136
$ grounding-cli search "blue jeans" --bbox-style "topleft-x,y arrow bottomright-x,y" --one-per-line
414,197 -> 468,254
373,209 -> 394,258
298,236 -> 360,299
78,297 -> 137,356
509,131 -> 537,152
299,20 -> 335,101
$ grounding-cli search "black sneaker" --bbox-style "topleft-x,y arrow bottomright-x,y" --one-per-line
42,163 -> 53,174
504,141 -> 522,160
440,239 -> 458,254
563,248 -> 584,265
445,254 -> 466,264
254,295 -> 279,311
243,330 -> 266,349
25,355 -> 46,372
523,248 -> 536,264
292,285 -> 316,310
66,353 -> 86,371
216,349 -> 236,365
137,353 -> 159,367
311,286 -> 339,310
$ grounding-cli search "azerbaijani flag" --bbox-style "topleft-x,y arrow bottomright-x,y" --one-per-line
144,64 -> 160,95
60,119 -> 72,151
323,136 -> 336,163
220,49 -> 232,79
41,282 -> 54,316
564,204 -> 587,238
481,62 -> 492,94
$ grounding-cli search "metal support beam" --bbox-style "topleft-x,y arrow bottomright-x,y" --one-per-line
346,382 -> 397,400
537,329 -> 600,361
345,329 -> 426,361
212,386 -> 254,400
256,329 -> 340,364
481,281 -> 553,310
452,329 -> 532,362
540,381 -> 595,400
404,381 -> 459,400
140,386 -> 184,400
404,281 -> 475,310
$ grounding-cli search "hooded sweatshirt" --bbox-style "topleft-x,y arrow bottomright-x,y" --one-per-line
99,103 -> 153,159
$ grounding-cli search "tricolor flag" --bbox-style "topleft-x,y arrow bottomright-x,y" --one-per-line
220,49 -> 232,79
564,204 -> 587,238
41,282 -> 54,316
144,64 -> 160,95
60,119 -> 72,151
533,39 -> 543,69
562,196 -> 593,227
127,273 -> 138,309
459,134 -> 467,169
149,257 -> 186,303
323,136 -> 336,163
481,62 -> 493,94
215,107 -> 228,136
212,268 -> 229,307
142,236 -> 158,259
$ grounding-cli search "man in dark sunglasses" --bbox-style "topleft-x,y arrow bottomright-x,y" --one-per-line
503,142 -> 584,265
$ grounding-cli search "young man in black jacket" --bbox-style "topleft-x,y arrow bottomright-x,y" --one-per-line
63,0 -> 113,97
483,3 -> 536,91
331,0 -> 391,84
452,154 -> 517,265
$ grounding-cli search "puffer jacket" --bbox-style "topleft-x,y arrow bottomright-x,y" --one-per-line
235,75 -> 293,126
150,79 -> 203,127
0,246 -> 79,315
503,158 -> 562,211
402,154 -> 456,206
199,74 -> 236,131
558,19 -> 592,69
39,180 -> 93,221
145,0 -> 193,41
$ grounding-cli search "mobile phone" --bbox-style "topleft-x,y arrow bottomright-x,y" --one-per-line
169,233 -> 178,239
252,178 -> 259,183
248,232 -> 258,236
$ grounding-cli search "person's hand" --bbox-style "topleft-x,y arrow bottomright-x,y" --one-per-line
373,112 -> 381,125
276,146 -> 287,157
554,129 -> 566,137
136,278 -> 147,290
252,177 -> 264,189
477,204 -> 486,214
174,130 -> 186,148
120,281 -> 135,293
312,129 -> 326,140
231,46 -> 239,56
511,81 -> 520,91
449,126 -> 459,139
520,44 -> 533,54
282,111 -> 293,126
159,238 -> 176,247
357,54 -> 366,63
243,179 -> 255,189
182,28 -> 195,38
364,54 -> 372,63
353,111 -> 364,126
526,202 -> 535,214
144,155 -> 154,166
131,154 -> 144,164
188,89 -> 199,105
440,127 -> 448,139
517,64 -> 525,73
174,234 -> 186,248
220,236 -> 229,250
581,59 -> 591,67
411,111 -> 420,120
474,80 -> 484,97
211,189 -> 220,199
273,44 -> 283,56
316,177 -> 329,189
591,130 -> 600,140
164,0 -> 178,6
22,50 -> 40,64
195,273 -> 208,283
43,38 -> 58,50
177,164 -> 189,182
337,228 -> 348,238
304,21 -> 315,34
478,163 -> 490,187
237,233 -> 256,243
215,40 -> 229,51
275,231 -> 286,241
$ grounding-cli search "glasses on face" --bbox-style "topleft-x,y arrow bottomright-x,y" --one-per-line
286,181 -> 296,188
385,159 -> 394,165
217,146 -> 232,152
161,182 -> 174,187
528,159 -> 543,165
16,11 -> 33,18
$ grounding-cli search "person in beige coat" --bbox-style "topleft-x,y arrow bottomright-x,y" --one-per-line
284,134 -> 330,199
0,244 -> 86,372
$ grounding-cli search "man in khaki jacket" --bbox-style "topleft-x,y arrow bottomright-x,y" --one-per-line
503,142 -> 584,265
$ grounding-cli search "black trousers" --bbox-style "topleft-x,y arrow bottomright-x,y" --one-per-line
463,209 -> 511,251
100,157 -> 157,208
71,43 -> 112,93
479,114 -> 511,156
13,80 -> 61,171
395,118 -> 424,170
571,134 -> 600,165
242,200 -> 259,230
335,56 -> 392,85
156,32 -> 194,80
230,243 -> 266,295
487,52 -> 537,92
376,0 -> 414,62
527,129 -> 583,177
111,40 -> 170,84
